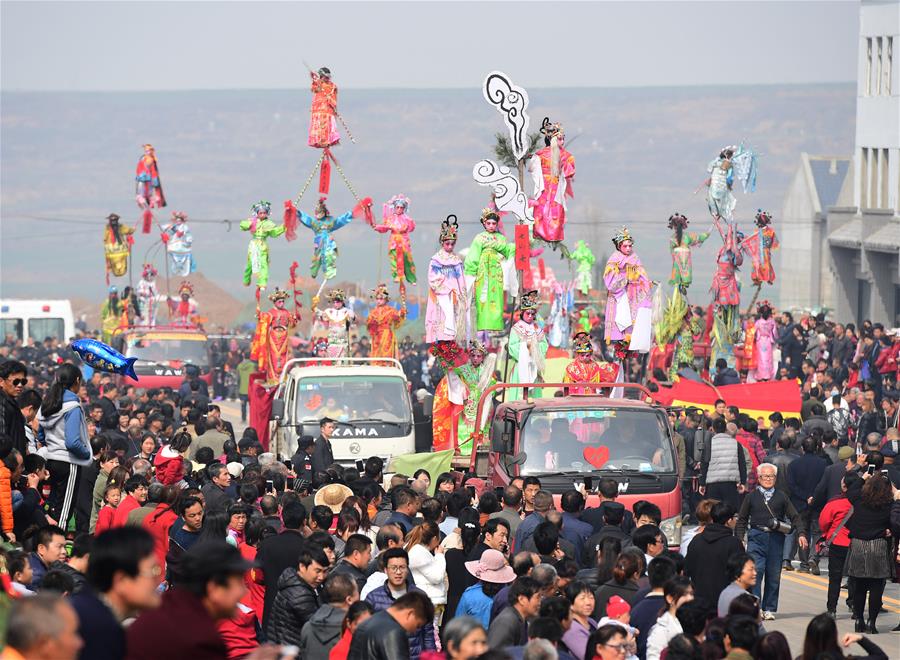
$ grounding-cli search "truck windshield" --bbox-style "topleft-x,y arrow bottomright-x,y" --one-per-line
125,337 -> 209,366
295,375 -> 411,424
520,408 -> 675,475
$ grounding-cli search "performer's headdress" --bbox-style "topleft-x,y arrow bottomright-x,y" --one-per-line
172,211 -> 188,222
719,145 -> 737,159
268,288 -> 290,303
480,208 -> 500,226
519,290 -> 539,312
440,215 -> 459,242
327,289 -> 346,303
178,281 -> 194,297
251,201 -> 271,216
573,332 -> 593,354
142,143 -> 155,152
370,283 -> 390,301
667,213 -> 689,230
318,67 -> 331,78
141,263 -> 158,278
612,226 -> 633,249
313,337 -> 329,352
755,209 -> 773,227
467,339 -> 488,356
388,195 -> 409,211
540,117 -> 563,139
315,197 -> 329,217
756,299 -> 773,315
108,285 -> 119,295
106,213 -> 120,223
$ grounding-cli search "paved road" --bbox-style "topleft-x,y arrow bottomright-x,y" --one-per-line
214,398 -> 900,649
771,563 -> 899,650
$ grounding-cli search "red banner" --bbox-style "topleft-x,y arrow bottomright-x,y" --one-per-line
514,224 -> 530,271
650,378 -> 801,423
248,372 -> 276,451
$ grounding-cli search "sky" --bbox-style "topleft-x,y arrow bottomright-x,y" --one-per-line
1,1 -> 859,92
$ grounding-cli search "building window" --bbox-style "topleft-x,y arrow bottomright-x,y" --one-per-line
860,147 -> 869,209
876,37 -> 883,95
870,149 -> 879,209
866,37 -> 873,96
886,37 -> 893,96
882,149 -> 890,210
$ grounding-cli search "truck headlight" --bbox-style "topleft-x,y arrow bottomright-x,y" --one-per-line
660,515 -> 683,548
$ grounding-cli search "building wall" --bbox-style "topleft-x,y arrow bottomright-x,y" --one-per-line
780,155 -> 820,310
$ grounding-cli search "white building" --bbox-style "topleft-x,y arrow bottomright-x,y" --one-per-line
781,0 -> 900,323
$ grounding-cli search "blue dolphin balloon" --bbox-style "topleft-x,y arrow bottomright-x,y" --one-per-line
70,338 -> 139,381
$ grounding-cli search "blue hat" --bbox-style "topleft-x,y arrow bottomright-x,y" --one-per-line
108,285 -> 118,294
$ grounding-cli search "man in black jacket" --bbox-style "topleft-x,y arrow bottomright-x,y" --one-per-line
258,502 -> 308,631
0,360 -> 28,455
201,464 -> 234,515
684,501 -> 746,617
349,591 -> 434,660
310,417 -> 336,475
330,534 -> 372,592
267,543 -> 329,646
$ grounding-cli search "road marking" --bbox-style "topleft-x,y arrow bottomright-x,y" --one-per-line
781,574 -> 900,612
784,572 -> 900,606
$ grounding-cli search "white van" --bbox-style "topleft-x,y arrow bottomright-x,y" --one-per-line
269,357 -> 416,465
0,299 -> 75,343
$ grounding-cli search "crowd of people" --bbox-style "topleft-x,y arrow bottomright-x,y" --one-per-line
1,308 -> 900,660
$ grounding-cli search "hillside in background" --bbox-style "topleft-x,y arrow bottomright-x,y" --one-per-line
0,84 -> 855,321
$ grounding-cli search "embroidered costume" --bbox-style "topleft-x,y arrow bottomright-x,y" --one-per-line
464,209 -> 514,332
240,201 -> 286,290
366,284 -> 406,361
667,213 -> 709,294
528,117 -> 575,242
507,290 -> 548,401
294,198 -> 360,280
103,213 -> 135,281
308,67 -> 339,149
314,290 -> 355,358
135,143 -> 166,232
741,210 -> 779,286
603,227 -> 653,348
563,332 -> 618,394
570,240 -> 595,295
426,216 -> 468,344
160,211 -> 195,277
748,302 -> 779,382
373,195 -> 417,285
136,264 -> 161,328
168,281 -> 198,327
251,288 -> 300,384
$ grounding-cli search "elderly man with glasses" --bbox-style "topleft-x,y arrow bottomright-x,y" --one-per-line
735,462 -> 807,621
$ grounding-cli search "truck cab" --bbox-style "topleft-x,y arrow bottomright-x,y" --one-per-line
118,326 -> 212,389
270,358 -> 415,465
474,383 -> 683,548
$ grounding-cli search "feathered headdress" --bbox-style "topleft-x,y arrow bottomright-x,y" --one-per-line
171,211 -> 188,222
326,289 -> 346,303
467,339 -> 488,356
178,280 -> 194,297
315,197 -> 330,217
667,213 -> 689,230
755,209 -> 773,227
370,283 -> 390,300
141,263 -> 157,278
519,290 -> 539,312
251,201 -> 271,216
480,208 -> 500,226
572,331 -> 593,354
756,299 -> 773,315
612,226 -> 633,249
440,215 -> 459,242
388,194 -> 409,211
268,288 -> 290,302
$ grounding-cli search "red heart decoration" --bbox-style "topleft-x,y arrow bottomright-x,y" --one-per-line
583,445 -> 610,469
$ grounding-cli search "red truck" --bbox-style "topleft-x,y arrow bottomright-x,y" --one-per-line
469,382 -> 683,548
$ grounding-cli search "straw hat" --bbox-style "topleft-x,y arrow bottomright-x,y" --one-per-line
314,483 -> 354,513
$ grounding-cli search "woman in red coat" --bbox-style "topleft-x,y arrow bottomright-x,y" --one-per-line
142,489 -> 180,585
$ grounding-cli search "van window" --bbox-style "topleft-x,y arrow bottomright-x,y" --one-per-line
294,375 -> 411,424
520,407 -> 675,475
1,319 -> 23,341
27,318 -> 65,342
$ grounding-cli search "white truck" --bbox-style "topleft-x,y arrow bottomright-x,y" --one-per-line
269,357 -> 416,464
0,299 -> 75,343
